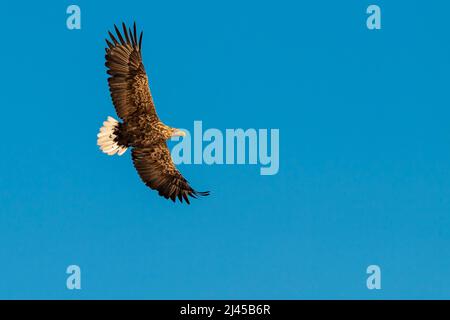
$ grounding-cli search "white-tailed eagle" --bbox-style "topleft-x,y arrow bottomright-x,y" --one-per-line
97,22 -> 209,204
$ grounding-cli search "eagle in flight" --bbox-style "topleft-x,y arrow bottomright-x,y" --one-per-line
97,23 -> 209,204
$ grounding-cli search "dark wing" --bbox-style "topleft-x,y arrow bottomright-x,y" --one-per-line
132,144 -> 209,204
105,22 -> 158,120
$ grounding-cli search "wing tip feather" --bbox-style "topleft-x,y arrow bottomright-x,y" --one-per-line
105,22 -> 142,51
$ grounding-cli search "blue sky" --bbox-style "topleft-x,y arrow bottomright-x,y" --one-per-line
1,0 -> 450,299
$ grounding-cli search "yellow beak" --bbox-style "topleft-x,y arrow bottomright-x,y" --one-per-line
172,129 -> 186,137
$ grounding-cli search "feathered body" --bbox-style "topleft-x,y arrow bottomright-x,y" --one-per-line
116,115 -> 172,148
97,23 -> 209,204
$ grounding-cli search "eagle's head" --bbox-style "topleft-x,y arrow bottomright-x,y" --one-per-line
158,123 -> 186,140
160,124 -> 186,140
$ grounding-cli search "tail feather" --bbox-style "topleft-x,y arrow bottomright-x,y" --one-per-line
97,116 -> 128,156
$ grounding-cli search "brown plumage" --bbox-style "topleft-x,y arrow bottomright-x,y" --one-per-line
97,22 -> 209,204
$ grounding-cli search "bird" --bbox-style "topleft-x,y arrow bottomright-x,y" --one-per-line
97,22 -> 209,204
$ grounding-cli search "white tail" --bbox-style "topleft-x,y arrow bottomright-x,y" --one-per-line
97,116 -> 128,156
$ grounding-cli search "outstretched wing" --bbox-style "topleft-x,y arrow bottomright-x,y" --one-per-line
105,22 -> 158,120
132,144 -> 209,204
